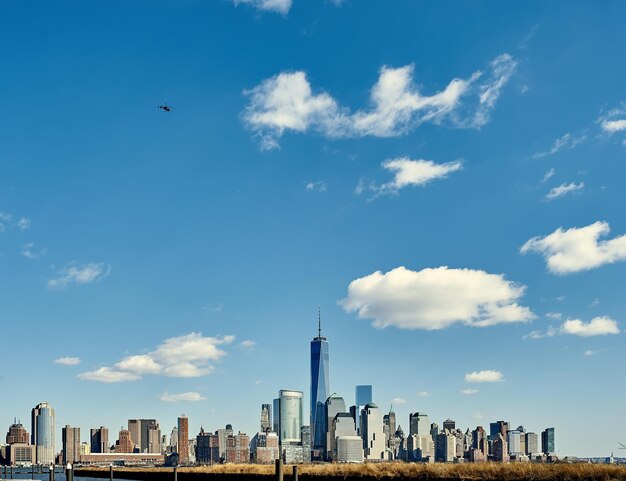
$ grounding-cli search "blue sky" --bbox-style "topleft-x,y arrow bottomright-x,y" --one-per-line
1,0 -> 625,458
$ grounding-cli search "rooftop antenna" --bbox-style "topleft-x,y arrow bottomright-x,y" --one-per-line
318,305 -> 321,338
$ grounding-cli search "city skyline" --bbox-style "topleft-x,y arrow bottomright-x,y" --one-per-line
1,0 -> 625,460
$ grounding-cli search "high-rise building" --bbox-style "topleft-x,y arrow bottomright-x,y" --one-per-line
525,432 -> 539,455
492,433 -> 509,462
354,385 -> 372,435
472,426 -> 488,457
128,420 -> 141,452
330,413 -> 358,461
507,430 -> 522,456
250,431 -> 279,464
383,408 -> 396,447
196,428 -> 220,465
178,415 -> 189,464
324,395 -> 346,460
216,424 -> 233,460
6,421 -> 29,445
261,404 -> 272,433
90,427 -> 109,453
80,442 -> 91,456
115,429 -> 134,453
409,412 -> 429,437
436,431 -> 456,462
361,403 -> 384,460
277,390 -> 303,445
541,428 -> 555,455
489,421 -> 509,440
147,422 -> 161,453
170,426 -> 179,453
62,425 -> 80,464
128,419 -> 159,453
310,309 -> 330,453
272,399 -> 280,434
31,402 -> 55,465
225,432 -> 250,464
443,419 -> 455,431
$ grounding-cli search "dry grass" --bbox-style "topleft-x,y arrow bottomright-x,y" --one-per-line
77,462 -> 626,480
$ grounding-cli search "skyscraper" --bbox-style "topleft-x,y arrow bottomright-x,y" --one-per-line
409,412 -> 430,437
6,421 -> 29,445
361,403 -> 384,460
261,404 -> 272,433
62,425 -> 80,464
324,394 -> 346,460
354,385 -> 372,435
31,402 -> 55,465
178,415 -> 189,464
541,427 -> 555,455
278,390 -> 304,445
90,427 -> 109,453
310,308 -> 330,453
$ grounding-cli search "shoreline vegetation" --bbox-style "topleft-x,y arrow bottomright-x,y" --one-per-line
75,463 -> 626,481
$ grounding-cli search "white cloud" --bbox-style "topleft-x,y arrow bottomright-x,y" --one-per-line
540,168 -> 555,183
544,181 -> 584,201
306,181 -> 327,192
391,397 -> 407,405
17,217 -> 31,231
340,266 -> 534,330
584,350 -> 598,356
47,262 -> 110,289
162,363 -> 214,378
78,367 -> 141,383
54,356 -> 81,366
114,355 -> 163,374
601,119 -> 626,133
160,391 -> 207,403
460,388 -> 479,395
359,158 -> 463,198
243,54 -> 517,149
238,339 -> 257,350
0,212 -> 11,232
523,326 -> 558,340
465,370 -> 504,383
546,312 -> 562,321
78,333 -> 234,383
234,0 -> 291,14
416,391 -> 430,397
533,133 -> 586,159
21,243 -> 46,260
560,316 -> 619,337
521,221 -> 626,274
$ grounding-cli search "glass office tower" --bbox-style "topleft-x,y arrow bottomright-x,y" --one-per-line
355,385 -> 372,435
279,390 -> 304,444
31,402 -> 55,465
310,312 -> 329,452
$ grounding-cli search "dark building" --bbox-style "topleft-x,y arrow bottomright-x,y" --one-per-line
541,427 -> 555,455
90,427 -> 109,453
310,310 -> 329,455
196,428 -> 219,465
6,422 -> 29,445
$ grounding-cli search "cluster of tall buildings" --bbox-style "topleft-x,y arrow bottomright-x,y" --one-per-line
0,314 -> 558,466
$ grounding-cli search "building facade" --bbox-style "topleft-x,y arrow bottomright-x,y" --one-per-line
361,403 -> 384,461
178,416 -> 189,464
31,402 -> 55,465
62,425 -> 81,464
310,315 -> 329,455
90,427 -> 109,453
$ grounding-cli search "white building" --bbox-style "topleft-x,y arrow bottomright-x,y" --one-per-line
336,436 -> 364,463
507,430 -> 522,456
361,403 -> 385,461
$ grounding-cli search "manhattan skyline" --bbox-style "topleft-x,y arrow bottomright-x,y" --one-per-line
1,0 -> 625,459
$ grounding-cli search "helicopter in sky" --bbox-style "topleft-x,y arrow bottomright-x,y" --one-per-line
158,102 -> 172,112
